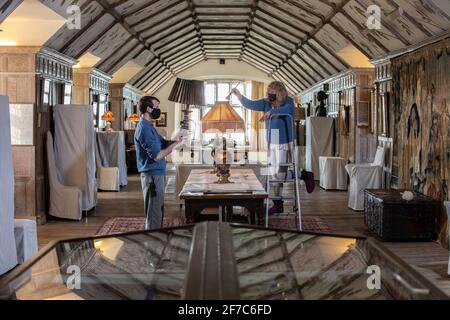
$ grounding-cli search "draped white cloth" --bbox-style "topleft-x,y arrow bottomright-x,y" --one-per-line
319,156 -> 348,190
0,96 -> 18,275
305,117 -> 334,180
96,131 -> 128,186
14,219 -> 38,264
47,132 -> 82,220
345,146 -> 385,211
54,105 -> 97,211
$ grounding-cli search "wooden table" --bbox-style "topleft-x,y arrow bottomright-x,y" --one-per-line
179,169 -> 268,225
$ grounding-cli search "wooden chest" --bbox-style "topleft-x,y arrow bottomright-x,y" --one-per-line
364,189 -> 437,241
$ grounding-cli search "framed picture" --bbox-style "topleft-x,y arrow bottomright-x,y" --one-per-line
156,112 -> 167,127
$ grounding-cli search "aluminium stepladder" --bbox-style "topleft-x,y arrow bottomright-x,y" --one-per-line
265,113 -> 302,230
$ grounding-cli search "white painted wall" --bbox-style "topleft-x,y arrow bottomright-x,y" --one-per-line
153,59 -> 274,139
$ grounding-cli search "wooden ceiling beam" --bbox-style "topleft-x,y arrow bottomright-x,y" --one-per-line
353,0 -> 410,46
269,0 -> 353,77
259,0 -> 315,29
73,20 -> 117,59
143,18 -> 193,44
174,55 -> 204,74
153,32 -> 198,53
252,20 -> 297,47
287,57 -> 319,85
328,21 -> 373,58
253,13 -> 304,40
246,38 -> 286,60
136,7 -> 189,36
311,37 -> 350,69
186,0 -> 207,62
291,51 -> 327,80
282,61 -> 311,88
59,1 -> 105,53
303,42 -> 341,73
250,29 -> 294,53
241,56 -> 272,74
129,0 -> 186,27
171,50 -> 203,68
238,0 -> 259,61
159,36 -> 199,59
255,7 -> 309,35
245,42 -> 283,64
95,0 -> 175,78
338,9 -> 389,53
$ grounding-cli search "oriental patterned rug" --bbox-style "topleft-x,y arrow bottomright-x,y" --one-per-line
96,215 -> 330,236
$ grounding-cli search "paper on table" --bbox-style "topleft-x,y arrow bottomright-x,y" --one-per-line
183,183 -> 254,193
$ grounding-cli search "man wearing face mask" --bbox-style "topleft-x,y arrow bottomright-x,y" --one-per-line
134,96 -> 181,229
231,81 -> 295,215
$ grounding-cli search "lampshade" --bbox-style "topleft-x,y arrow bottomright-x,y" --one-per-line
128,113 -> 140,124
168,78 -> 205,106
201,101 -> 245,133
101,110 -> 115,122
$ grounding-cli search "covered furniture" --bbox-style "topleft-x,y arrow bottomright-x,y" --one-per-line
96,131 -> 127,186
95,142 -> 120,192
46,132 -> 82,220
345,146 -> 385,211
319,156 -> 348,190
305,117 -> 334,179
445,201 -> 450,276
53,105 -> 97,211
0,95 -> 18,275
14,219 -> 38,264
364,190 -> 437,241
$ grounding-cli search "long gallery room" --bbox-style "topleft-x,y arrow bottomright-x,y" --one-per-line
0,0 -> 449,302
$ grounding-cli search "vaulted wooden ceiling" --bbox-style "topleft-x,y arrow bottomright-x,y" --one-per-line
3,0 -> 450,94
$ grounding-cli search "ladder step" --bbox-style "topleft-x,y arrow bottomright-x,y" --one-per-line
268,163 -> 294,167
269,196 -> 295,200
269,179 -> 296,183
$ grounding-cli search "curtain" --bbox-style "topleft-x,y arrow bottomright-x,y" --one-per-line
250,81 -> 266,152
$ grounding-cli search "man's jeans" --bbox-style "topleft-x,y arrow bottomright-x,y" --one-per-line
141,174 -> 165,230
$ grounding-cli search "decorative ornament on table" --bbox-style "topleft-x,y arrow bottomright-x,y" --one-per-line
401,190 -> 414,201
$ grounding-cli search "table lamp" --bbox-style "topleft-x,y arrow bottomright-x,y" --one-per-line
101,110 -> 115,132
128,103 -> 140,128
202,101 -> 245,183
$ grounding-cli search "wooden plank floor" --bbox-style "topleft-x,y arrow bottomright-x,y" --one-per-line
37,171 -> 450,296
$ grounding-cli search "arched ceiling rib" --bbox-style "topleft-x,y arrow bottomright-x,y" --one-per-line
2,0 -> 446,94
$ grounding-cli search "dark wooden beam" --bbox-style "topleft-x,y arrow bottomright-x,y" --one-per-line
328,21 -> 373,58
353,0 -> 410,46
259,0 -> 315,29
197,12 -> 250,17
303,42 -> 341,73
245,42 -> 283,63
338,9 -> 389,53
96,0 -> 175,77
255,7 -> 310,35
287,58 -> 318,85
269,0 -> 353,77
59,1 -> 105,53
136,7 -> 190,36
160,37 -> 199,60
238,0 -> 259,61
252,20 -> 298,47
95,35 -> 135,69
142,68 -> 172,92
73,20 -> 117,59
274,69 -> 303,93
186,0 -> 207,61
385,0 -> 433,37
311,36 -> 351,69
246,38 -> 286,60
250,29 -> 294,53
243,51 -> 275,70
170,49 -> 203,67
291,51 -> 327,80
241,56 -> 272,74
143,18 -> 193,44
253,13 -> 304,41
154,33 -> 198,53
134,63 -> 166,88
129,0 -> 186,28
152,29 -> 197,52
174,55 -> 205,74
283,61 -> 311,88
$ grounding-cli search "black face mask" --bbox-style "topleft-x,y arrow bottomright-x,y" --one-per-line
150,108 -> 161,119
268,93 -> 277,102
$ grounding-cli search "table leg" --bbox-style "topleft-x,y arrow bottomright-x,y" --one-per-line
184,201 -> 203,224
255,200 -> 265,226
226,206 -> 233,222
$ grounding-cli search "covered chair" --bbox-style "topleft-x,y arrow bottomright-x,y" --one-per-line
46,132 -> 82,220
95,141 -> 120,192
0,95 -> 18,275
345,146 -> 385,211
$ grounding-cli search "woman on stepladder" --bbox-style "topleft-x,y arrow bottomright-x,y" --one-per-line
231,81 -> 294,215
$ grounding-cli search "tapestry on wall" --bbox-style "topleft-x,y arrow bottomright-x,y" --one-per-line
392,38 -> 450,244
